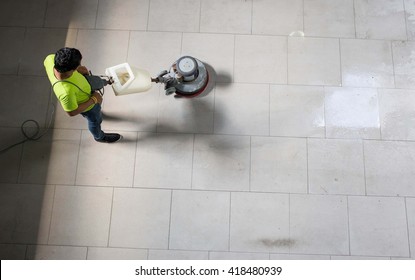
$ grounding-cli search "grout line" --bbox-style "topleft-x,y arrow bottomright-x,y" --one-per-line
403,0 -> 410,41
125,30 -> 132,62
390,40 -> 397,89
362,140 -> 368,196
376,88 -> 383,139
198,0 -> 202,33
288,193 -> 291,254
85,247 -> 89,260
404,197 -> 412,258
248,136 -> 251,192
46,185 -> 57,245
73,130 -> 83,186
302,0 -> 305,32
338,38 -> 343,86
232,34 -> 236,84
346,196 -> 351,256
24,244 -> 29,260
131,132 -> 139,187
250,0 -> 254,35
352,0 -> 357,38
286,36 -> 289,84
190,134 -> 196,190
323,86 -> 328,138
268,84 -> 271,137
167,189 -> 174,250
228,192 -> 232,252
42,0 -> 49,28
106,187 -> 115,247
146,0 -> 151,31
306,138 -> 310,194
94,0 -> 100,29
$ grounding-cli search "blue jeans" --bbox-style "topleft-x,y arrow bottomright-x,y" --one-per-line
81,104 -> 105,140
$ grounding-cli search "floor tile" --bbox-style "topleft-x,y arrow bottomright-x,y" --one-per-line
26,245 -> 87,260
348,196 -> 409,257
76,131 -> 137,187
96,0 -> 149,30
19,129 -> 81,185
127,31 -> 182,77
0,128 -> 23,183
288,37 -> 341,86
87,247 -> 147,260
0,184 -> 54,244
252,0 -> 303,35
364,140 -> 415,196
354,0 -> 406,40
109,188 -> 171,249
340,39 -> 394,88
192,134 -> 250,191
76,29 -> 129,74
406,198 -> 415,259
308,138 -> 365,195
134,133 -> 193,189
200,0 -> 252,34
270,85 -> 325,137
0,244 -> 27,260
101,85 -> 160,132
148,0 -> 201,32
149,249 -> 208,260
378,89 -> 415,141
251,137 -> 307,194
0,0 -> 47,27
304,0 -> 355,38
210,251 -> 269,260
182,33 -> 234,83
325,87 -> 380,139
230,192 -> 289,253
44,0 -> 98,29
290,194 -> 349,255
19,28 -> 77,76
169,190 -> 230,251
157,90 -> 215,134
49,185 -> 113,247
0,76 -> 51,128
52,104 -> 87,130
270,253 -> 330,260
214,83 -> 269,135
0,27 -> 25,75
392,41 -> 415,89
234,35 -> 287,84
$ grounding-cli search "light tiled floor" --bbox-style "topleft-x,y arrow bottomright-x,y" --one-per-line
0,0 -> 414,260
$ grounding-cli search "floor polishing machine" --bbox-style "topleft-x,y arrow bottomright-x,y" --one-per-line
89,56 -> 209,98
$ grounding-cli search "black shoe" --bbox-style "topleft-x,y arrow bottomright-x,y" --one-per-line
96,133 -> 122,143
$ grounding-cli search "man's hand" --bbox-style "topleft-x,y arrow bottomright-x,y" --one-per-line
92,91 -> 103,104
77,65 -> 89,75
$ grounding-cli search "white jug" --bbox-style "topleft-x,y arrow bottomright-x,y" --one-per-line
105,63 -> 152,96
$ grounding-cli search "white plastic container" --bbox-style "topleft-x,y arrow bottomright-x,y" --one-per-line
105,63 -> 152,96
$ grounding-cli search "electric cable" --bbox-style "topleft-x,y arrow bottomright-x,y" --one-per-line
0,73 -> 108,154
0,99 -> 55,155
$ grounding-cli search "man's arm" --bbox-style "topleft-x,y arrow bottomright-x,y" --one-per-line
66,91 -> 103,117
76,65 -> 89,75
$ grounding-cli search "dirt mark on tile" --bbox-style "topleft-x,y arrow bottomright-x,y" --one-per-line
259,238 -> 295,248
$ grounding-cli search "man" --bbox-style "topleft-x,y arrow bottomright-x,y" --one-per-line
44,47 -> 121,143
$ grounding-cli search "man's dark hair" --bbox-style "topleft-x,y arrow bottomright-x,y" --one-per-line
54,47 -> 82,73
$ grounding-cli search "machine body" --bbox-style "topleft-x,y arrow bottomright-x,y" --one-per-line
103,56 -> 210,98
155,56 -> 209,98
